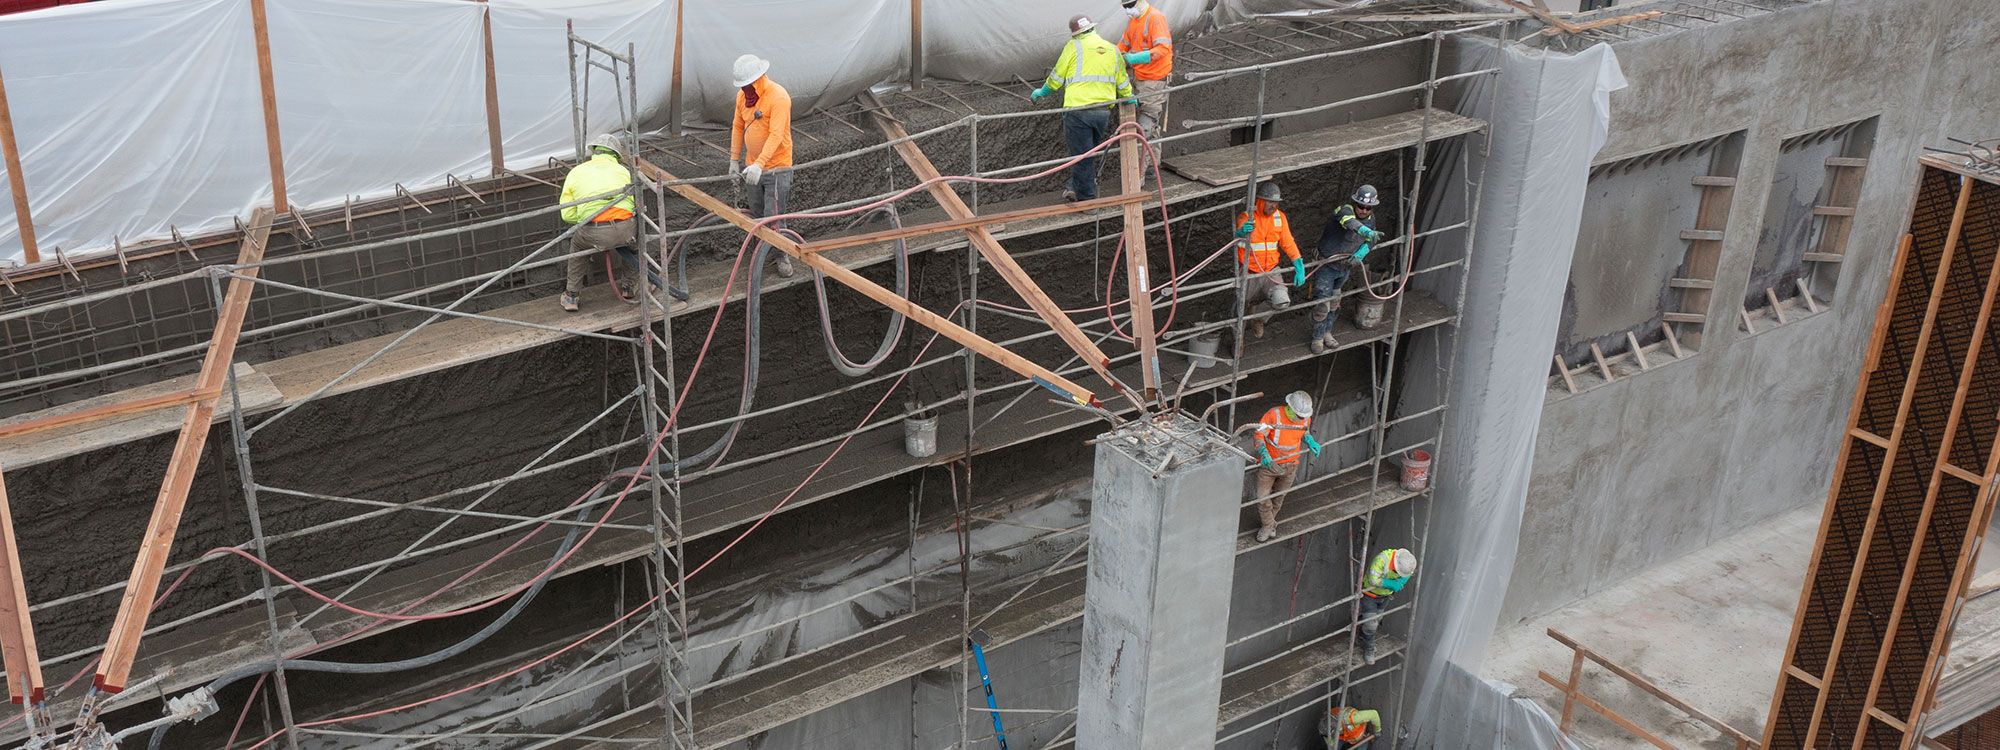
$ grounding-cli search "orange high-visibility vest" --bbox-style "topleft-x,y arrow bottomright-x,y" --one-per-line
1235,207 -> 1301,274
1119,6 -> 1173,81
1257,406 -> 1309,466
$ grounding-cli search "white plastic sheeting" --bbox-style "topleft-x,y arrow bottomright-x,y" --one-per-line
0,0 -> 1228,266
1399,40 -> 1624,749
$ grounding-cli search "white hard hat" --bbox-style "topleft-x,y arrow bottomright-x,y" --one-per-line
1390,548 -> 1416,576
1285,390 -> 1313,419
586,133 -> 625,161
732,54 -> 771,88
1068,14 -> 1097,35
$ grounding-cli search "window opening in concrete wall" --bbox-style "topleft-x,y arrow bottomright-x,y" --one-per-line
1228,121 -> 1276,148
1549,132 -> 1745,397
1741,118 -> 1877,333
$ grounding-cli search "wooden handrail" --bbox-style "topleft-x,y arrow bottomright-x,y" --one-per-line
0,387 -> 222,442
1540,627 -> 1760,750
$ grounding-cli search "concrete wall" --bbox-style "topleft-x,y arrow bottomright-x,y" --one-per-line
1501,0 -> 2000,624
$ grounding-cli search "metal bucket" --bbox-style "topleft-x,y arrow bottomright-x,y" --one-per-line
904,412 -> 939,458
1354,297 -> 1386,330
1189,331 -> 1222,368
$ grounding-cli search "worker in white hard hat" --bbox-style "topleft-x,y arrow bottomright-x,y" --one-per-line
1246,390 -> 1322,542
1032,14 -> 1134,205
1357,547 -> 1416,664
556,133 -> 638,312
1308,184 -> 1386,353
730,53 -> 796,278
1115,0 -> 1173,139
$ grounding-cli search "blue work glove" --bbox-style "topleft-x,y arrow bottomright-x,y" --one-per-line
1292,257 -> 1306,287
1362,226 -> 1385,242
1257,446 -> 1274,468
1235,219 -> 1254,237
1030,86 -> 1052,102
1303,434 -> 1322,456
1352,243 -> 1372,263
1124,50 -> 1152,65
1122,96 -> 1140,105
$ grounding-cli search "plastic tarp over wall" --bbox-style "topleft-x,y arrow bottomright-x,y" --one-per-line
1396,41 -> 1624,749
0,0 -> 1214,266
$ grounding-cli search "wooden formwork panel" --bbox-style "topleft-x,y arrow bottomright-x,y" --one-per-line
1766,162 -> 2000,749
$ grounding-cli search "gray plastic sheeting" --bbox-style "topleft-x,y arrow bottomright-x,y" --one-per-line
1395,40 -> 1624,750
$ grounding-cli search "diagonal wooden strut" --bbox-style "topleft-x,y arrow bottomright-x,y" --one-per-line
95,208 -> 276,693
0,466 -> 43,706
637,161 -> 1102,408
860,93 -> 1147,411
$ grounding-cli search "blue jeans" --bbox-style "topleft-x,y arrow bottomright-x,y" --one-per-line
1063,108 -> 1111,201
1309,263 -> 1350,341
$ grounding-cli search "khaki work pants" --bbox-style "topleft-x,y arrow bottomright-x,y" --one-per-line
1254,464 -> 1297,530
566,217 -> 636,295
1133,78 -> 1169,137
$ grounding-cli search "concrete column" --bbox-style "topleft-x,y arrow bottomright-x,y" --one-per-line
1076,413 -> 1242,750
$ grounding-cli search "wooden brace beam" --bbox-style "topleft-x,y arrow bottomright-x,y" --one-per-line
0,467 -> 42,705
639,160 -> 1102,408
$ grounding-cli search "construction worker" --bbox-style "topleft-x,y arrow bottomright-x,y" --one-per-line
1233,181 -> 1306,339
1309,185 -> 1386,353
1248,390 -> 1321,542
1115,0 -> 1173,138
557,133 -> 638,313
730,53 -> 796,278
1320,706 -> 1382,749
1357,547 -> 1416,664
1032,14 -> 1134,204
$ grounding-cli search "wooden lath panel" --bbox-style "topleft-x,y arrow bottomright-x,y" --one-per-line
1766,165 -> 2000,750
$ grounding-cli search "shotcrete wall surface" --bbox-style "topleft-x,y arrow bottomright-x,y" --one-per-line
1501,0 -> 2000,624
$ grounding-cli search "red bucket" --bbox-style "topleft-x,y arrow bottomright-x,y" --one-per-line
1400,449 -> 1432,492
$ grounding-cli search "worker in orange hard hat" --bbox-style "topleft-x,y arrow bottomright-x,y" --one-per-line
1115,0 -> 1173,138
730,53 -> 796,279
1233,180 -> 1306,340
1246,390 -> 1321,542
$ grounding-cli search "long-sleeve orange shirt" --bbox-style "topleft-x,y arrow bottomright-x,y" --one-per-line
731,77 -> 793,170
1117,6 -> 1173,81
1235,208 -> 1301,273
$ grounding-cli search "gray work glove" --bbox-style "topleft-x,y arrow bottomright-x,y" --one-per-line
742,163 -> 764,187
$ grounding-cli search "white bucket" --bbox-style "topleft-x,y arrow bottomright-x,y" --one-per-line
1355,297 -> 1386,330
904,412 -> 939,458
1189,331 -> 1222,368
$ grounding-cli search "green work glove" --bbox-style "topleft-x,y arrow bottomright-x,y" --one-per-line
1122,95 -> 1140,105
1235,219 -> 1254,237
1303,434 -> 1322,456
1031,85 -> 1052,101
1257,446 -> 1274,468
1352,242 -> 1372,263
1292,258 -> 1306,287
1362,226 -> 1385,242
1124,50 -> 1152,65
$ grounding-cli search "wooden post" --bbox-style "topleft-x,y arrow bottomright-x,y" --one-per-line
908,0 -> 924,89
479,0 -> 504,175
0,61 -> 37,265
668,0 -> 684,136
1559,648 -> 1584,732
639,161 -> 1103,407
1117,103 -> 1161,400
249,0 -> 290,213
0,467 -> 42,706
95,208 -> 276,692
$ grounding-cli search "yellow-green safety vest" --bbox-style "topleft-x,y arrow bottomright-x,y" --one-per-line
1043,33 -> 1134,109
559,153 -> 636,225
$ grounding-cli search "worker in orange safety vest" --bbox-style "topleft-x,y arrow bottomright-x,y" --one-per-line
730,53 -> 797,279
1234,180 -> 1306,340
1320,706 -> 1381,749
1246,390 -> 1321,542
1116,0 -> 1173,138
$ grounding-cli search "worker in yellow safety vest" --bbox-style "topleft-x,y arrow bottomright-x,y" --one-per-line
1234,180 -> 1307,339
557,133 -> 638,312
1320,706 -> 1381,749
1357,547 -> 1416,664
1032,14 -> 1134,205
1247,390 -> 1322,542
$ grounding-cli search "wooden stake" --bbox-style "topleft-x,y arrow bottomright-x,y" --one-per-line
1116,102 -> 1161,400
1661,321 -> 1684,359
250,0 -> 289,213
0,60 -> 37,265
95,208 -> 275,692
908,0 -> 924,88
668,0 -> 684,136
639,161 -> 1101,407
1553,353 -> 1577,394
0,467 -> 42,705
1767,287 -> 1789,325
479,0 -> 504,175
1590,342 -> 1614,382
1626,332 -> 1650,370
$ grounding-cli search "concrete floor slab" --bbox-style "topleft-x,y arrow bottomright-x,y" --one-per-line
1483,505 -> 1823,750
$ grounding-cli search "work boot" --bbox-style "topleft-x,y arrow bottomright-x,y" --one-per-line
775,254 -> 796,278
1363,645 -> 1379,665
1309,337 -> 1326,355
560,292 -> 580,312
1322,331 -> 1337,351
1255,525 -> 1275,543
617,281 -> 638,305
1248,317 -> 1266,339
1062,188 -> 1078,203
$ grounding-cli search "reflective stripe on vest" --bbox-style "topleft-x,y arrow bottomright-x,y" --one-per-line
1259,407 -> 1308,465
1063,40 -> 1117,85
